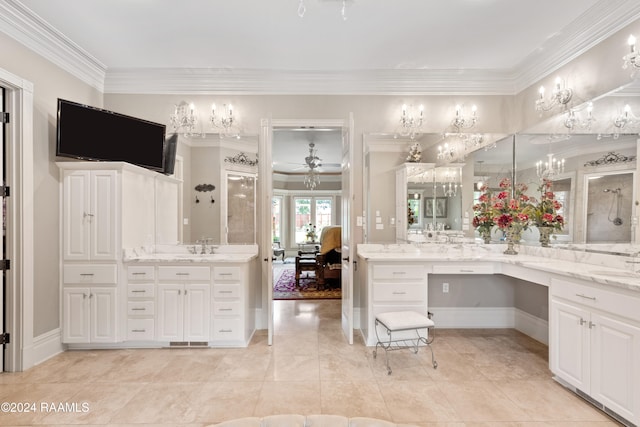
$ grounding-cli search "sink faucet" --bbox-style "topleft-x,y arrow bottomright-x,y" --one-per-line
196,237 -> 212,254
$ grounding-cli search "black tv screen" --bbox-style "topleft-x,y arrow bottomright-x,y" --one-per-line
56,99 -> 167,173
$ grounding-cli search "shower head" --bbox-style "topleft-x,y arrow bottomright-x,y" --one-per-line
603,188 -> 622,194
603,189 -> 611,192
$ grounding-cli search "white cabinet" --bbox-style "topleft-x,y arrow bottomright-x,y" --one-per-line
63,169 -> 117,261
62,287 -> 117,343
126,266 -> 156,341
359,259 -> 428,346
211,265 -> 253,346
157,266 -> 211,342
550,278 -> 640,426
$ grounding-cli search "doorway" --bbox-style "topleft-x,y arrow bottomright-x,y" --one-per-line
1,86 -> 5,371
271,126 -> 343,302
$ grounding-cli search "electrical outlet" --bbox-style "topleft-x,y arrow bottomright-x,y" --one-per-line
443,282 -> 449,293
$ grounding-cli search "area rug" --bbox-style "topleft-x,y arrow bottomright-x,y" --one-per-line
273,268 -> 341,300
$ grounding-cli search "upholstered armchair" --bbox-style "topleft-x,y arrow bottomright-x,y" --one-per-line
315,225 -> 341,289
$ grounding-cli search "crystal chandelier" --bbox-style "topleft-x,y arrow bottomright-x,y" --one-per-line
564,102 -> 594,132
535,77 -> 573,112
536,153 -> 565,178
622,34 -> 640,73
438,167 -> 461,197
304,142 -> 322,190
210,103 -> 240,138
169,101 -> 198,136
397,104 -> 424,140
613,104 -> 637,134
451,105 -> 478,131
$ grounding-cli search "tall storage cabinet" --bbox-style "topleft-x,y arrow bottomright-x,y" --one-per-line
59,162 -> 180,345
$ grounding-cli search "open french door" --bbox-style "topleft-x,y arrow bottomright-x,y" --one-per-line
1,87 -> 6,370
259,117 -> 274,345
341,112 -> 354,344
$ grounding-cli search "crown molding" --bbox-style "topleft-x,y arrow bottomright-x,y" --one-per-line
3,0 -> 640,95
0,0 -> 106,91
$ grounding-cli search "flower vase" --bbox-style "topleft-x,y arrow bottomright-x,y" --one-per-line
480,229 -> 492,244
504,223 -> 523,255
538,226 -> 553,247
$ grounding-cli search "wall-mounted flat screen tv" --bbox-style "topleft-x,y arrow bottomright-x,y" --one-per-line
56,98 -> 167,173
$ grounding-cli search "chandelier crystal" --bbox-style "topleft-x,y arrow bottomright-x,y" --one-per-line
622,34 -> 640,73
535,77 -> 573,112
169,101 -> 198,136
437,142 -> 456,161
304,142 -> 322,190
397,104 -> 424,140
438,167 -> 461,197
536,153 -> 565,178
564,102 -> 594,132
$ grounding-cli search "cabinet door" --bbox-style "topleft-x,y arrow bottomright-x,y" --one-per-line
90,287 -> 117,343
157,284 -> 184,341
550,298 -> 590,392
62,288 -> 90,343
63,171 -> 91,261
184,284 -> 211,341
90,170 -> 117,260
591,312 -> 640,424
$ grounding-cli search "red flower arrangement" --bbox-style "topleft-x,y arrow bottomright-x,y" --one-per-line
530,179 -> 564,231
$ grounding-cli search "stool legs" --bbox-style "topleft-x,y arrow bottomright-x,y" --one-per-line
373,319 -> 437,375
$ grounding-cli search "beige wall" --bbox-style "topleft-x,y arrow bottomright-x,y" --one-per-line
0,32 -> 102,337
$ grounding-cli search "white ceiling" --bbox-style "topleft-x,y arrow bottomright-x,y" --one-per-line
6,0 -> 640,94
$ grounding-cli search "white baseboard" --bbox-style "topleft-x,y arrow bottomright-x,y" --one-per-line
514,308 -> 549,345
22,328 -> 64,370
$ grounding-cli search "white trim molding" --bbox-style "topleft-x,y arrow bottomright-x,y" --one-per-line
22,328 -> 64,368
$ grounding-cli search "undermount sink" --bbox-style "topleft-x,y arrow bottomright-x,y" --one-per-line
589,270 -> 640,278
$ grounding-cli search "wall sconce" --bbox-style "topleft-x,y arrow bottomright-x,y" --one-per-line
536,153 -> 565,178
452,105 -> 477,131
612,104 -> 637,138
210,103 -> 240,138
622,34 -> 640,72
564,102 -> 594,132
397,104 -> 424,140
437,142 -> 456,161
169,101 -> 198,136
535,77 -> 573,112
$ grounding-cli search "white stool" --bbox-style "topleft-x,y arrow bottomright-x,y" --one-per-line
373,310 -> 437,375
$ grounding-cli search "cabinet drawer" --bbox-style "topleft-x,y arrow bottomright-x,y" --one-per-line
127,284 -> 155,298
373,282 -> 426,302
551,278 -> 640,321
213,301 -> 241,316
63,264 -> 117,284
127,301 -> 155,316
432,264 -> 494,274
158,266 -> 210,281
212,318 -> 243,341
127,318 -> 155,341
213,284 -> 240,299
213,266 -> 241,281
127,266 -> 155,281
372,264 -> 425,280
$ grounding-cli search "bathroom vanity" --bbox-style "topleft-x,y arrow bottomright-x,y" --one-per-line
357,243 -> 640,427
58,162 -> 259,349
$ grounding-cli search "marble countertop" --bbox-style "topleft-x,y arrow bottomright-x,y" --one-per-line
357,243 -> 640,293
123,244 -> 259,263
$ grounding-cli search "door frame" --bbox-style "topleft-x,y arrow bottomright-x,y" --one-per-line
0,67 -> 34,372
259,118 -> 351,345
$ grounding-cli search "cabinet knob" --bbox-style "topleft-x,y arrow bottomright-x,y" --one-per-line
589,321 -> 596,329
579,318 -> 586,326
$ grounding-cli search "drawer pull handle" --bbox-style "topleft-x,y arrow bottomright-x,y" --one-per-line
219,290 -> 233,294
392,291 -> 407,295
219,308 -> 233,311
131,329 -> 146,333
392,271 -> 406,275
459,269 -> 474,272
576,293 -> 596,301
219,329 -> 233,333
176,272 -> 190,276
131,290 -> 146,293
132,272 -> 146,276
219,272 -> 233,276
80,273 -> 94,276
131,308 -> 146,311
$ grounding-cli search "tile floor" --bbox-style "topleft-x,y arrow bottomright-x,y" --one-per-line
0,299 -> 621,426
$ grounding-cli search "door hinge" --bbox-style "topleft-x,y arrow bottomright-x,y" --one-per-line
0,333 -> 9,345
0,112 -> 8,124
0,259 -> 10,270
2,186 -> 9,197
